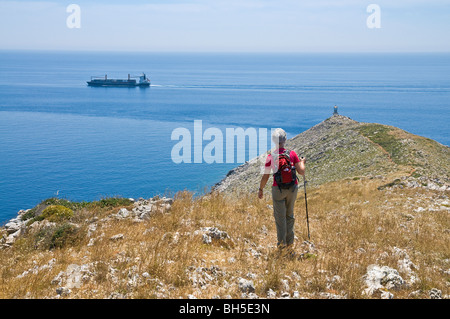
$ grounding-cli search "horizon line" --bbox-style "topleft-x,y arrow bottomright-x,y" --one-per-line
1,48 -> 450,54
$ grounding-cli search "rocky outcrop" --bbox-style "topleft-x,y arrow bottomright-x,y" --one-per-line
2,210 -> 30,248
214,114 -> 450,194
363,265 -> 406,298
0,196 -> 174,249
110,197 -> 173,221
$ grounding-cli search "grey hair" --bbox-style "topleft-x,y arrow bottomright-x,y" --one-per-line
272,128 -> 287,145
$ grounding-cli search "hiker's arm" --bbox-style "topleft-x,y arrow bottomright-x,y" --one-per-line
258,174 -> 270,199
295,157 -> 306,176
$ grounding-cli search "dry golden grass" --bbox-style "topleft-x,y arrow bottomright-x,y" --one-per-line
0,174 -> 449,299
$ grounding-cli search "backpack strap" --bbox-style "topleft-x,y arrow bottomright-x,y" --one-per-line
281,149 -> 291,167
271,149 -> 291,172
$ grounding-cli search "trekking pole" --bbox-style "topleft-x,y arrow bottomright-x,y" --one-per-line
302,174 -> 311,240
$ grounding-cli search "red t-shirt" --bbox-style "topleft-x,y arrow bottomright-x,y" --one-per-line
264,148 -> 300,186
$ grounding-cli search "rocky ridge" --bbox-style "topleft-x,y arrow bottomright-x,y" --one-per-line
214,114 -> 450,194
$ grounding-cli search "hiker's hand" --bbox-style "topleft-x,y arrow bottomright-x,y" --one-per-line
300,156 -> 306,163
258,188 -> 263,199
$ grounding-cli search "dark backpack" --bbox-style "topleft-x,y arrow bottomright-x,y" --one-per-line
273,149 -> 297,190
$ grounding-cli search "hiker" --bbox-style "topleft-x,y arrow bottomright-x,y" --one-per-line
258,128 -> 306,248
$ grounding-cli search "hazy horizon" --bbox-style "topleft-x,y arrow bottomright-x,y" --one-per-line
1,0 -> 449,53
2,49 -> 450,54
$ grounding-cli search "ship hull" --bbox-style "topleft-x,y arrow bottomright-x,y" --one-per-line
87,81 -> 150,87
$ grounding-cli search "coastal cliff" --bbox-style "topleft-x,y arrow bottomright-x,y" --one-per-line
1,115 -> 449,299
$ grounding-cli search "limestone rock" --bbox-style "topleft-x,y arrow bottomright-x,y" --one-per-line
238,278 -> 255,293
363,265 -> 405,296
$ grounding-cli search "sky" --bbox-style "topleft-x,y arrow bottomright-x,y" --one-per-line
0,0 -> 449,52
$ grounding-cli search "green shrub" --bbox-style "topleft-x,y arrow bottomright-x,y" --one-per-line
40,197 -> 89,211
50,223 -> 79,249
22,197 -> 87,222
41,205 -> 74,222
33,226 -> 55,249
32,223 -> 81,250
91,197 -> 134,208
20,209 -> 36,221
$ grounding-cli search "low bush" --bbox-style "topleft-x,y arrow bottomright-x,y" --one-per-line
41,205 -> 74,222
50,223 -> 80,249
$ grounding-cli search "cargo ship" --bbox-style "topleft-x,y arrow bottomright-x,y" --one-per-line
87,73 -> 150,87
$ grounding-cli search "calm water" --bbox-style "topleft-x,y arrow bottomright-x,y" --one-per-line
0,51 -> 449,223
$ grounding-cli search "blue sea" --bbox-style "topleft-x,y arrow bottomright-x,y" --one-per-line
0,51 -> 449,224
